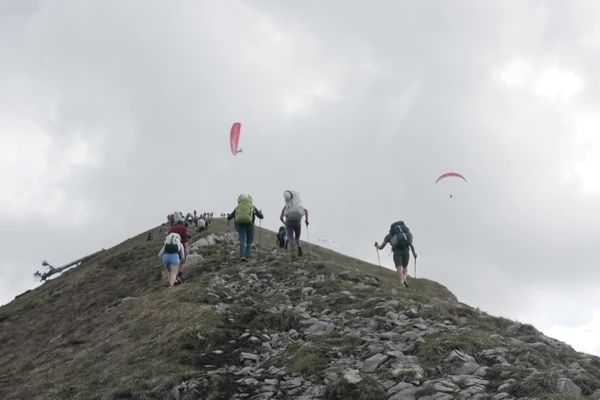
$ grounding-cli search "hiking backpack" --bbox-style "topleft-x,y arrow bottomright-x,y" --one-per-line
283,190 -> 304,221
235,194 -> 253,224
389,222 -> 412,249
277,226 -> 288,248
164,233 -> 181,254
173,211 -> 184,223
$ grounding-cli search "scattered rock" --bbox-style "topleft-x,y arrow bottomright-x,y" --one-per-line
556,377 -> 582,396
362,353 -> 388,372
343,369 -> 362,384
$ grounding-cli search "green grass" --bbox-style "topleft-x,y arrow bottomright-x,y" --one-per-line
250,307 -> 302,332
314,331 -> 361,356
324,376 -> 386,400
507,372 -> 564,398
416,328 -> 498,377
287,343 -> 330,377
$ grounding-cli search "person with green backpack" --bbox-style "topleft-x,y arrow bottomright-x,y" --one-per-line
374,221 -> 417,287
227,194 -> 264,261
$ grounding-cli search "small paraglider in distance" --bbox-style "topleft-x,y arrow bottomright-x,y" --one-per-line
230,122 -> 243,155
435,172 -> 467,198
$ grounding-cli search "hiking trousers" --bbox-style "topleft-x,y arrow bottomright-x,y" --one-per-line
238,223 -> 254,257
285,220 -> 302,252
392,247 -> 410,268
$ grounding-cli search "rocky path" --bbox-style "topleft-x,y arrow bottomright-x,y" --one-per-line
167,234 -> 600,400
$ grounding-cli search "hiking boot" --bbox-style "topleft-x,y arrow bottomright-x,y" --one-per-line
240,256 -> 248,262
298,247 -> 303,256
403,281 -> 409,288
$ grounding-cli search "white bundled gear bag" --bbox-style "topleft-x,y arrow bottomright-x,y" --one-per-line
173,211 -> 184,223
283,190 -> 305,222
164,232 -> 182,254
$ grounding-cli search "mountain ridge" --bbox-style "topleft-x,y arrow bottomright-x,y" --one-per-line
1,219 -> 599,400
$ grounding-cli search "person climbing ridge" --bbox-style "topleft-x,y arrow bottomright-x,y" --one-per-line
375,220 -> 417,287
168,214 -> 189,284
158,232 -> 185,287
227,194 -> 264,262
280,190 -> 309,258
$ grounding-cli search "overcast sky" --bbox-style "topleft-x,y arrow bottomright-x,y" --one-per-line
1,0 -> 599,356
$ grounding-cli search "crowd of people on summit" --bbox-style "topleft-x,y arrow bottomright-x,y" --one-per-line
158,191 -> 416,288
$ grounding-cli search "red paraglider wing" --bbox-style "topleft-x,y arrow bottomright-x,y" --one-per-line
230,122 -> 241,155
435,172 -> 467,184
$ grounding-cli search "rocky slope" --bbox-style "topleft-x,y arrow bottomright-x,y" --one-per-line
1,220 -> 599,400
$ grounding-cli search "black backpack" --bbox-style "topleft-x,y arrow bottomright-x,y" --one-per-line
389,222 -> 412,249
277,226 -> 288,248
164,233 -> 180,254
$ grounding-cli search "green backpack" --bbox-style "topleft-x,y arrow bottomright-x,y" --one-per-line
235,194 -> 253,224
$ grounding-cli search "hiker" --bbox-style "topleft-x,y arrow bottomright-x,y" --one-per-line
276,226 -> 288,249
158,232 -> 185,287
204,213 -> 211,230
227,194 -> 264,261
168,215 -> 189,283
197,218 -> 206,232
374,221 -> 417,287
280,190 -> 309,257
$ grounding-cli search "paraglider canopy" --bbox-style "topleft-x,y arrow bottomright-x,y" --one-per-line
435,172 -> 467,184
435,172 -> 467,198
230,122 -> 242,155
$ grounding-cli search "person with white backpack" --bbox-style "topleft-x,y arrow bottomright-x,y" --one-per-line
279,190 -> 309,257
375,221 -> 417,287
158,232 -> 185,287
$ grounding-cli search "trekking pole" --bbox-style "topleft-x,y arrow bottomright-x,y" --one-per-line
258,217 -> 262,256
306,222 -> 311,254
226,220 -> 231,261
414,257 -> 417,280
376,247 -> 382,278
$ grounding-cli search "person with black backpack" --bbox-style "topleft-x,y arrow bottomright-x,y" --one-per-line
227,194 -> 264,262
158,232 -> 185,287
276,226 -> 288,249
374,221 -> 417,287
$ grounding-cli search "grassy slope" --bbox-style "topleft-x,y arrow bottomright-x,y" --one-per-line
1,219 -> 596,399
